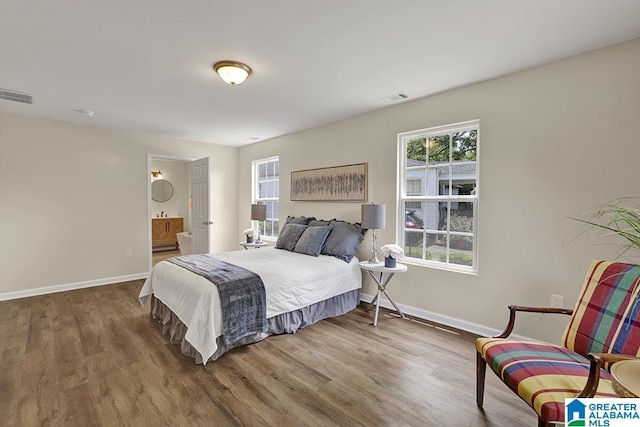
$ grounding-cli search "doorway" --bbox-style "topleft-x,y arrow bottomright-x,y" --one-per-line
147,154 -> 193,271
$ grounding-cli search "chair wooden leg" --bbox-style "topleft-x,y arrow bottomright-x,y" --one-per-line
476,351 -> 487,408
538,417 -> 551,427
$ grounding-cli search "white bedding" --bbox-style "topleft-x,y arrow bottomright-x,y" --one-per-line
138,248 -> 361,363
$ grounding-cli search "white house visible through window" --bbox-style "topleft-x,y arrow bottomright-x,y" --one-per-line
252,156 -> 280,239
406,179 -> 422,195
398,120 -> 478,273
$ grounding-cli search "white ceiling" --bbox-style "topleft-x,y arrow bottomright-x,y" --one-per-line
1,1 -> 639,147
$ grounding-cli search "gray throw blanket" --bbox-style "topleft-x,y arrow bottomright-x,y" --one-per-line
167,255 -> 267,345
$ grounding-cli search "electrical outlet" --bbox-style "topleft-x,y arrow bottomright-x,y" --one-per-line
551,294 -> 564,308
126,248 -> 133,257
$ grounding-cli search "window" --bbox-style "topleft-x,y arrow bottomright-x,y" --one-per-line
406,179 -> 422,195
252,156 -> 280,239
398,120 -> 478,273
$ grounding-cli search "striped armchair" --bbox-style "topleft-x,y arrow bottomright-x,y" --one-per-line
476,260 -> 640,427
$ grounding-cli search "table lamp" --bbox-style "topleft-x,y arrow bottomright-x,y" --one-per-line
361,203 -> 385,263
251,203 -> 267,243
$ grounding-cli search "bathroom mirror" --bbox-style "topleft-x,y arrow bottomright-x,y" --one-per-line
152,179 -> 174,202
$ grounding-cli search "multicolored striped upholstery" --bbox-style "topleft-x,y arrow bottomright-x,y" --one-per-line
476,338 -> 617,422
476,260 -> 640,424
562,261 -> 640,358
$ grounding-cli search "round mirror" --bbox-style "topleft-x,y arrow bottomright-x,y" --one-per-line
152,179 -> 174,202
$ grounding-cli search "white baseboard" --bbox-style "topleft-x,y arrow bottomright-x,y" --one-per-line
0,272 -> 149,301
360,292 -> 536,341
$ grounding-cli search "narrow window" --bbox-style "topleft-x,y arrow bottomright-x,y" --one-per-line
252,156 -> 280,239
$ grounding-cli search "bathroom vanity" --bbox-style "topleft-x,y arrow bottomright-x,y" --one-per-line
152,217 -> 184,251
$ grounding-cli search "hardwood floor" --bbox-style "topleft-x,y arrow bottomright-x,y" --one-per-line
0,281 -> 536,426
152,249 -> 181,266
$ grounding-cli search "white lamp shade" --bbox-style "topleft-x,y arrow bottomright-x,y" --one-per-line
217,66 -> 248,85
251,204 -> 267,221
214,61 -> 252,85
361,203 -> 385,229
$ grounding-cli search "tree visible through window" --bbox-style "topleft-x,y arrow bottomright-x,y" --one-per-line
253,156 -> 279,239
398,121 -> 478,273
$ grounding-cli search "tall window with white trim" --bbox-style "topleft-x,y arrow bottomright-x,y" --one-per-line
398,121 -> 478,273
253,156 -> 280,239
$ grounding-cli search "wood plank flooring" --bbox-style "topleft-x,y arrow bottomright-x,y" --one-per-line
152,250 -> 181,266
0,280 -> 536,426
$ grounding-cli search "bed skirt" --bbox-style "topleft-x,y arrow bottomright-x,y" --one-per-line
150,288 -> 360,364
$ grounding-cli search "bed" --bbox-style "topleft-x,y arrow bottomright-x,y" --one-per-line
138,217 -> 365,364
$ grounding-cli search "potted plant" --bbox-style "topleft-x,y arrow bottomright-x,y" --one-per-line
571,198 -> 640,256
243,228 -> 255,243
381,244 -> 404,268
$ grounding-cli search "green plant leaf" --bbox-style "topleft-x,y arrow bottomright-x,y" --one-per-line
570,198 -> 640,256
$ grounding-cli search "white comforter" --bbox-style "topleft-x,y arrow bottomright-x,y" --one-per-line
138,248 -> 361,363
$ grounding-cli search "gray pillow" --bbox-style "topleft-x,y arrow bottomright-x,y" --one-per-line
293,225 -> 332,257
321,221 -> 366,262
308,219 -> 333,227
284,215 -> 315,226
275,223 -> 308,251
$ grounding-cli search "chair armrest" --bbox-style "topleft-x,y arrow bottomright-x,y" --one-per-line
579,353 -> 603,398
494,305 -> 574,338
578,353 -> 640,397
588,353 -> 640,371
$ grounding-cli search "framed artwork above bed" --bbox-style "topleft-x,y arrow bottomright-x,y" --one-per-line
290,162 -> 368,202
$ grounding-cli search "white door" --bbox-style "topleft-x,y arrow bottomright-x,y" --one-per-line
191,157 -> 210,254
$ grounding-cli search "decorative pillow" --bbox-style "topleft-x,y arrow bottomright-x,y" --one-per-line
284,215 -> 315,226
307,219 -> 333,227
321,220 -> 366,262
293,225 -> 332,257
275,223 -> 308,251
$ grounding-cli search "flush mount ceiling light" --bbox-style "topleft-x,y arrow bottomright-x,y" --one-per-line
213,60 -> 252,86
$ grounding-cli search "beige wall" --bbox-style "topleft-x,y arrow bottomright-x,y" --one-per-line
1,38 -> 638,342
0,114 -> 239,295
239,38 -> 640,342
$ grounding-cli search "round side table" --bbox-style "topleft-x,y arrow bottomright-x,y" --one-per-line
611,359 -> 640,398
240,241 -> 268,250
359,261 -> 407,326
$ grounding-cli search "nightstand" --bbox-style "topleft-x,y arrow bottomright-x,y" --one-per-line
359,261 -> 408,326
240,241 -> 268,250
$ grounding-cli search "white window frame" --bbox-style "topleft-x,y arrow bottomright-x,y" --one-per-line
397,120 -> 479,274
251,156 -> 279,240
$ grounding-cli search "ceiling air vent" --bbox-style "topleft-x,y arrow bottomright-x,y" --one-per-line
380,92 -> 409,103
0,88 -> 33,104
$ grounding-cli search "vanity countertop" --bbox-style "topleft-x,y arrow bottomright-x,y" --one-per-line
152,216 -> 183,219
